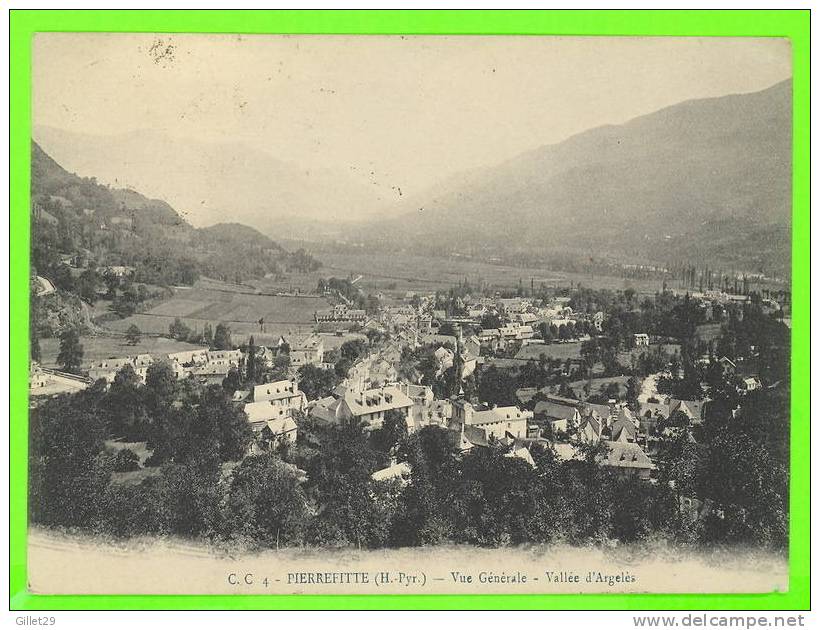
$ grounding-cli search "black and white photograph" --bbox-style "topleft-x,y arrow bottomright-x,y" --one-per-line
27,33 -> 792,594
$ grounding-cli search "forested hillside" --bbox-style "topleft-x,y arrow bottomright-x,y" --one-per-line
31,141 -> 321,288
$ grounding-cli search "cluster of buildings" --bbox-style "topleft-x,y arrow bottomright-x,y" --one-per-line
85,348 -> 244,384
524,393 -> 658,481
34,283 -> 745,492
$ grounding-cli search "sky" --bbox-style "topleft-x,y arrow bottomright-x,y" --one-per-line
33,33 -> 792,205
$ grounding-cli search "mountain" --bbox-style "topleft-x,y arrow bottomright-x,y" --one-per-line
33,126 -> 391,234
376,79 -> 792,277
30,141 -> 318,287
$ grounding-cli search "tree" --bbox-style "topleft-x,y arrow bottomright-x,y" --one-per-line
198,385 -> 254,462
297,364 -> 339,401
52,264 -> 75,293
478,366 -> 519,407
222,367 -> 243,394
125,324 -> 142,346
169,317 -> 191,342
159,460 -> 224,537
105,364 -> 151,440
145,360 -> 177,409
340,338 -> 367,362
112,285 -> 140,318
246,336 -> 257,383
31,328 -> 41,363
224,454 -> 310,546
480,313 -> 503,330
373,408 -> 409,454
537,322 -> 554,344
701,430 -> 787,548
29,397 -> 110,527
57,327 -> 84,374
626,376 -> 640,410
76,268 -> 101,304
212,323 -> 232,350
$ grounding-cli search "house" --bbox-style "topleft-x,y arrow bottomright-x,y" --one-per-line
371,461 -> 412,485
253,379 -> 306,405
244,380 -> 307,429
307,395 -> 344,424
668,399 -> 705,424
87,356 -> 138,383
454,424 -> 491,452
368,356 -> 398,386
576,408 -> 605,443
638,406 -> 667,436
738,376 -> 761,394
259,417 -> 298,448
337,385 -> 414,430
397,384 -> 453,432
400,384 -> 436,432
607,413 -> 639,443
597,440 -> 655,481
533,400 -> 580,435
422,399 -> 453,429
504,446 -> 536,468
314,304 -> 367,324
30,363 -> 91,397
167,349 -> 210,368
515,312 -> 538,326
344,359 -> 371,393
496,298 -> 530,315
633,333 -> 650,347
208,349 -> 242,366
450,399 -> 532,441
289,335 -> 325,368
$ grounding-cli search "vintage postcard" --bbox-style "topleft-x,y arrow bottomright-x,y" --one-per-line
27,33 -> 792,596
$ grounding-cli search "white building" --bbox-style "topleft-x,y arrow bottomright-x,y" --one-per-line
244,380 -> 307,430
337,385 -> 414,430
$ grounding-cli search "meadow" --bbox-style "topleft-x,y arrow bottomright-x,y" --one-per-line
514,341 -> 583,361
104,279 -> 330,343
309,250 -> 669,297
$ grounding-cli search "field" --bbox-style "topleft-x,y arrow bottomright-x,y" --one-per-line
104,280 -> 330,343
567,375 -> 630,397
617,343 -> 682,367
515,342 -> 583,361
307,250 -> 669,296
39,335 -> 206,369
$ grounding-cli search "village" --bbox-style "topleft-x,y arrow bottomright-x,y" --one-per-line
29,273 -> 788,530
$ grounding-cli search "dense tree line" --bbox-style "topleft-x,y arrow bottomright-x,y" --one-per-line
29,379 -> 787,551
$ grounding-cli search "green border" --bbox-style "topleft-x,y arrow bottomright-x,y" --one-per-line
9,9 -> 810,611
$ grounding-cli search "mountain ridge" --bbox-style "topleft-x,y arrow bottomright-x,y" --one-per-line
367,79 -> 792,277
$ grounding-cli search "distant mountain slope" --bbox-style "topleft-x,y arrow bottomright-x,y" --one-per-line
33,126 -> 391,232
30,141 -> 318,287
381,79 -> 792,277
